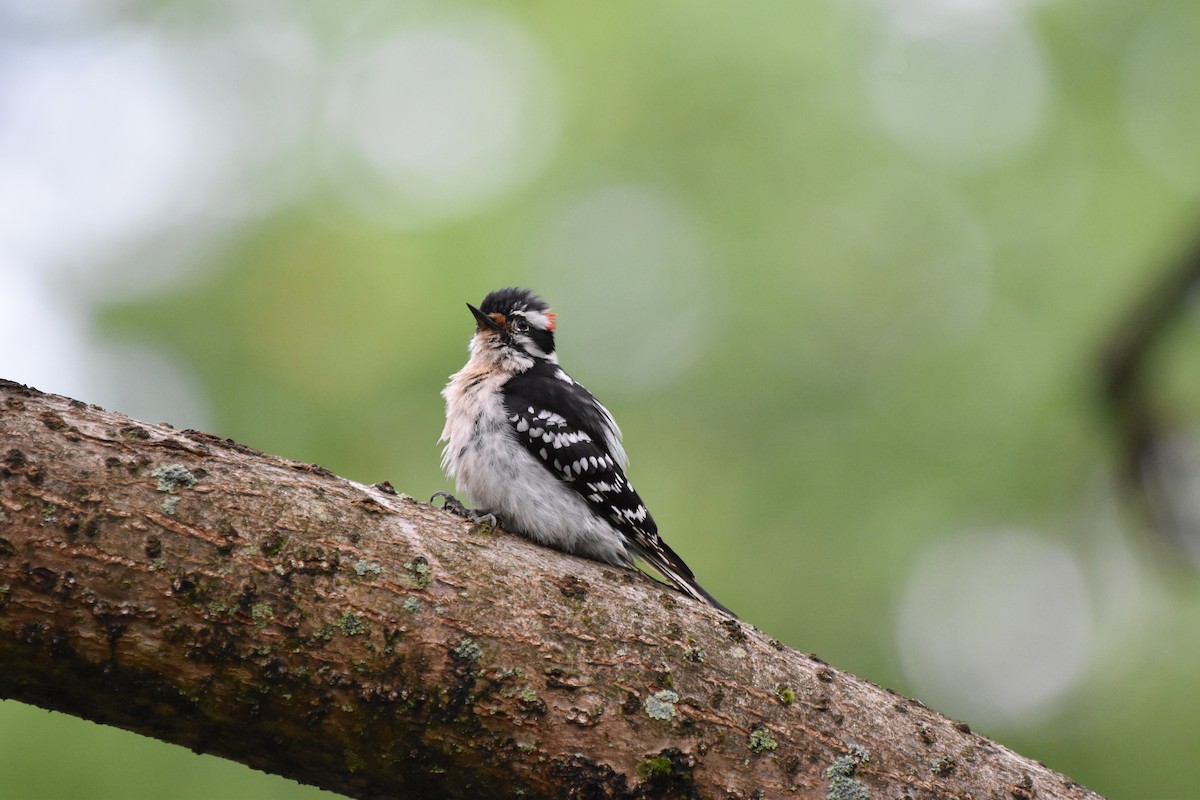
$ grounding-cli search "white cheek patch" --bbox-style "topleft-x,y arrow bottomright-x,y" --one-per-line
523,309 -> 555,331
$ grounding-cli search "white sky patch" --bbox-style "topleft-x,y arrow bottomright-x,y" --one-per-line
0,0 -> 133,29
82,340 -> 214,431
0,5 -> 329,308
0,250 -> 213,429
0,26 -> 278,419
0,256 -> 89,399
0,32 -> 208,269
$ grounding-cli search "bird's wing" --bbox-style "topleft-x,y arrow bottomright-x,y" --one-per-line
502,366 -> 654,541
502,365 -> 729,612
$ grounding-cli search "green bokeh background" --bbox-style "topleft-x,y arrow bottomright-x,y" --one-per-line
4,1 -> 1200,797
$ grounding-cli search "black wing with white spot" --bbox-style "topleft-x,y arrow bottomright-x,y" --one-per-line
502,365 -> 654,541
502,362 -> 731,613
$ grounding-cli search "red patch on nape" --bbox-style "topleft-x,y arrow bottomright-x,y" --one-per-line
546,312 -> 557,331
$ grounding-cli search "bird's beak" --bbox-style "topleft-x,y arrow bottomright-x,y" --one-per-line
467,303 -> 505,333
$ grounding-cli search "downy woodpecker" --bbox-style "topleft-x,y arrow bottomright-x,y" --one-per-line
437,287 -> 731,614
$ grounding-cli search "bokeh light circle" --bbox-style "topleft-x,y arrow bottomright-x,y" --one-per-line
324,11 -> 559,226
896,528 -> 1092,726
531,184 -> 717,390
865,3 -> 1051,169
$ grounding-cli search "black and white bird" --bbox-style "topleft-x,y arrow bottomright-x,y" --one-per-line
436,287 -> 731,614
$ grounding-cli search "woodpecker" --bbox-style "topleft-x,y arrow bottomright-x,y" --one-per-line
436,287 -> 732,615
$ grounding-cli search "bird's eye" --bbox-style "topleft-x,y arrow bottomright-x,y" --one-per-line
512,318 -> 530,333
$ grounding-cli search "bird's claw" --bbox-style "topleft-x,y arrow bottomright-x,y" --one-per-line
431,491 -> 498,529
431,490 -> 468,516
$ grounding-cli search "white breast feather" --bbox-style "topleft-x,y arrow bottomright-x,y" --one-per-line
440,357 -> 630,566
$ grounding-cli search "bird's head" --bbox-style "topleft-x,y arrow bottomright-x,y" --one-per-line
466,287 -> 558,369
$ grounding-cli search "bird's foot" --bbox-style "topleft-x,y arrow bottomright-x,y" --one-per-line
431,491 -> 499,529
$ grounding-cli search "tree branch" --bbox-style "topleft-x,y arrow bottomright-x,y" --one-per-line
0,379 -> 1100,799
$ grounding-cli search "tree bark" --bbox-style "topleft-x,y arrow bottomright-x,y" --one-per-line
0,378 -> 1101,800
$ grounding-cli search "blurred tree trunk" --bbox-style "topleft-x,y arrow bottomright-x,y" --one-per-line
0,378 -> 1101,800
1099,232 -> 1200,559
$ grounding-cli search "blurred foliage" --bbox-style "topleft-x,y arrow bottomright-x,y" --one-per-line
4,0 -> 1200,797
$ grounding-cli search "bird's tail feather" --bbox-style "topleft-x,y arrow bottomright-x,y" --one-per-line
630,541 -> 736,618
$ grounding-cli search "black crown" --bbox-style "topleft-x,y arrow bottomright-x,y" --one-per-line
479,287 -> 550,316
